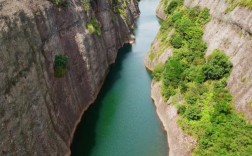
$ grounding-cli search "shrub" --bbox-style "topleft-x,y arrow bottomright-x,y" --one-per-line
184,26 -> 204,40
188,39 -> 207,53
180,81 -> 188,93
177,104 -> 186,115
187,7 -> 201,20
54,54 -> 68,77
196,8 -> 210,25
162,57 -> 184,87
203,50 -> 232,80
185,92 -> 198,105
51,0 -> 68,6
170,33 -> 183,48
82,0 -> 90,11
214,102 -> 232,115
165,1 -> 178,14
184,66 -> 205,83
171,12 -> 183,24
86,18 -> 101,36
162,85 -> 176,100
153,63 -> 164,81
184,106 -> 201,120
175,16 -> 194,34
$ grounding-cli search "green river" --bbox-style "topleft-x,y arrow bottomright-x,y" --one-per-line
71,0 -> 168,155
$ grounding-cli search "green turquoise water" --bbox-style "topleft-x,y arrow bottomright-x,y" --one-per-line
71,0 -> 167,155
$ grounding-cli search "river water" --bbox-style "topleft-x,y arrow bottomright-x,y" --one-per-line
71,0 -> 167,155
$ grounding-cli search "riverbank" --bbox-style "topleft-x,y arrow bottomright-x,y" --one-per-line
150,81 -> 196,156
144,3 -> 195,155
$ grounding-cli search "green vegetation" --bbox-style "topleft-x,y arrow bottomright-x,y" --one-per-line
203,50 -> 232,80
152,0 -> 252,155
111,0 -> 128,18
82,0 -> 90,12
51,0 -> 68,6
226,0 -> 252,12
153,63 -> 164,81
86,18 -> 101,36
148,17 -> 173,61
165,0 -> 183,14
54,54 -> 68,78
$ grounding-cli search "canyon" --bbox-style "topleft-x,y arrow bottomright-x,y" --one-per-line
1,0 -> 252,155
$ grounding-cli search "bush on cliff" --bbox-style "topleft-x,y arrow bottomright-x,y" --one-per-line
203,49 -> 232,80
54,54 -> 68,78
153,64 -> 164,81
165,0 -> 183,14
51,0 -> 68,6
170,33 -> 183,48
86,18 -> 101,36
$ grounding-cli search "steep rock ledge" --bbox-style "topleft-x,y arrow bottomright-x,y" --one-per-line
0,0 -> 139,155
151,81 -> 196,156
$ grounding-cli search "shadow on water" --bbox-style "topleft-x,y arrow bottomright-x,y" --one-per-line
70,44 -> 132,156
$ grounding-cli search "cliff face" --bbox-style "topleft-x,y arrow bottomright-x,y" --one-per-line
0,0 -> 139,155
184,0 -> 252,122
146,0 -> 252,156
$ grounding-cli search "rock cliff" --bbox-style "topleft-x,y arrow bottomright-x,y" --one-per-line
0,0 -> 139,155
184,0 -> 252,122
146,0 -> 252,155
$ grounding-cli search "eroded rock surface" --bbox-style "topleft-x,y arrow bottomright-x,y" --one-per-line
0,0 -> 139,155
151,82 -> 196,156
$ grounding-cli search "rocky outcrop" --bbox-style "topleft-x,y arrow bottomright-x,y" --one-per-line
146,0 -> 252,155
144,3 -> 171,71
151,82 -> 196,156
156,3 -> 166,20
0,0 -> 139,155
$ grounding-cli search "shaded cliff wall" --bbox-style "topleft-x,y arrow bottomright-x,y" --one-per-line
0,0 -> 139,155
145,0 -> 252,155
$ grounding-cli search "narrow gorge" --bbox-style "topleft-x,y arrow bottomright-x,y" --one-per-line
71,0 -> 167,155
1,0 -> 252,155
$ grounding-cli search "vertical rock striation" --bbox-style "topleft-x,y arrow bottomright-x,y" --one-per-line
0,0 -> 139,155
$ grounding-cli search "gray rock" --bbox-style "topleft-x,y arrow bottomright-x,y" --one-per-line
0,0 -> 139,155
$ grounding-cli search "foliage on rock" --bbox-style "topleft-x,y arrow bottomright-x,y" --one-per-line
152,0 -> 252,155
86,18 -> 101,36
54,54 -> 68,78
